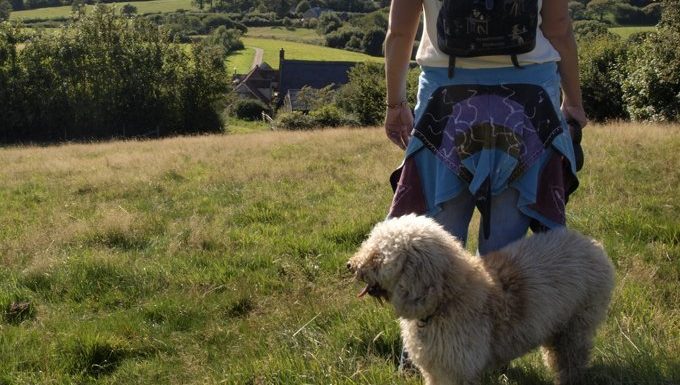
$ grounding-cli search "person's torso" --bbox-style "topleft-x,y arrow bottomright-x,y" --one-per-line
416,0 -> 561,68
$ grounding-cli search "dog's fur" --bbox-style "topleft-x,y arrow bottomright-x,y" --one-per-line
347,214 -> 614,385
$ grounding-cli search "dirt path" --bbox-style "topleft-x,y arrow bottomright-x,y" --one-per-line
251,47 -> 264,69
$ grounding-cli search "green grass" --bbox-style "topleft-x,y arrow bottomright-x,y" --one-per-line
10,0 -> 197,20
0,122 -> 678,384
610,26 -> 656,39
226,47 -> 256,75
241,37 -> 383,69
246,26 -> 325,45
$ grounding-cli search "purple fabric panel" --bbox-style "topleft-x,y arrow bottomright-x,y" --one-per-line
529,152 -> 567,227
438,94 -> 544,175
389,157 -> 427,218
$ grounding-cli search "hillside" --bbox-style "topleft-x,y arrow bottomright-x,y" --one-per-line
9,0 -> 197,20
0,123 -> 678,384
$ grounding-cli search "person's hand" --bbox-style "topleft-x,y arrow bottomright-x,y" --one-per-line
561,104 -> 588,137
384,102 -> 413,150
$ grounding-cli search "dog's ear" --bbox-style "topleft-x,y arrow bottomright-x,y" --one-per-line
391,245 -> 444,320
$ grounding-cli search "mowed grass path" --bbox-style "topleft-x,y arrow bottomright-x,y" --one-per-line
10,0 -> 196,20
0,123 -> 678,384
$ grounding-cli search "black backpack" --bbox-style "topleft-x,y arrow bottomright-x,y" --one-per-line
436,0 -> 539,77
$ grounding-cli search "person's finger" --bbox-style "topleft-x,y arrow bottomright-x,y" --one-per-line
386,125 -> 406,150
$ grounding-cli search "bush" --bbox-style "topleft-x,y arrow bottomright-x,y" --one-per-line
317,12 -> 341,35
275,111 -> 315,130
578,35 -> 629,122
0,0 -> 11,21
202,14 -> 247,34
335,63 -> 419,126
325,27 -> 362,49
613,3 -> 661,25
573,20 -> 613,41
309,105 -> 360,127
204,26 -> 244,55
0,5 -> 230,143
361,27 -> 385,56
231,99 -> 270,121
621,1 -> 680,122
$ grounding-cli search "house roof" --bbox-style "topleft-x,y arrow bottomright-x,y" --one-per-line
278,59 -> 356,106
234,63 -> 279,104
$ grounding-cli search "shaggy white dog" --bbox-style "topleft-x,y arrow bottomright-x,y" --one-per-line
347,214 -> 614,385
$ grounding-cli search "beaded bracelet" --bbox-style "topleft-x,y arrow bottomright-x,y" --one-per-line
385,100 -> 408,109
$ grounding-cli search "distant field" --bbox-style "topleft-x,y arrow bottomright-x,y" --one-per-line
246,26 -> 324,45
226,47 -> 256,75
241,37 -> 383,70
610,26 -> 656,39
10,0 -> 197,20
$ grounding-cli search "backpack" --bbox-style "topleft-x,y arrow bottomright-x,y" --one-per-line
436,0 -> 539,77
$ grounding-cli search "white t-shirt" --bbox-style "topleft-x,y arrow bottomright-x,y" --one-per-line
415,0 -> 561,68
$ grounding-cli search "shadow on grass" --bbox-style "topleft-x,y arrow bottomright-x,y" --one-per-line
480,360 -> 679,385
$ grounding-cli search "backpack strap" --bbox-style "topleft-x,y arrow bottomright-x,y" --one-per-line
448,55 -> 456,78
511,54 -> 523,69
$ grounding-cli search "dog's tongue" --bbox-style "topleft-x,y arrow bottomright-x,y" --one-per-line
357,285 -> 370,298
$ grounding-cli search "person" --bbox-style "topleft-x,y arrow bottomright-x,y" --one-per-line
383,0 -> 586,255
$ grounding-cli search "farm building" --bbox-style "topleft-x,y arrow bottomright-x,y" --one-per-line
232,49 -> 357,113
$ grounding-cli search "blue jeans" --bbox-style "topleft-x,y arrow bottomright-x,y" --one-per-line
433,187 -> 530,254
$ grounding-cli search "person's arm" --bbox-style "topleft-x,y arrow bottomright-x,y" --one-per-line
541,0 -> 587,129
384,0 -> 422,149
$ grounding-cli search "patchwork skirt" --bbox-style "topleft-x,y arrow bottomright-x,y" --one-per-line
388,62 -> 579,236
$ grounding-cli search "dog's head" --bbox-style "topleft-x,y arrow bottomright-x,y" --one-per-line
347,214 -> 464,319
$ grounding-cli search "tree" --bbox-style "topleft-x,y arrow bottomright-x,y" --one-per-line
361,27 -> 385,56
622,0 -> 680,121
586,0 -> 617,22
573,20 -> 613,41
121,3 -> 137,16
295,0 -> 310,15
204,26 -> 244,56
71,0 -> 84,15
317,11 -> 341,35
568,1 -> 587,20
0,0 -> 12,21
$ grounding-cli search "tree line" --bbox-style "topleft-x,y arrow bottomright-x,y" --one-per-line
0,5 -> 232,144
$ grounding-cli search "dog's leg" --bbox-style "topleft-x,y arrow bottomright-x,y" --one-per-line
541,311 -> 601,385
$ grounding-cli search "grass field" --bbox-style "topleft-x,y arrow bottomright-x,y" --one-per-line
226,47 -> 256,75
610,26 -> 656,39
245,26 -> 325,45
9,0 -> 197,20
241,37 -> 383,69
0,123 -> 678,384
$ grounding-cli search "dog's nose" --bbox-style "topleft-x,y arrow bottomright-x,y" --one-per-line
346,262 -> 353,272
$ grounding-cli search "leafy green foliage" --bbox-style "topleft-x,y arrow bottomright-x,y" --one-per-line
334,62 -> 385,126
0,0 -> 10,21
231,98 -> 270,121
361,27 -> 385,56
578,34 -> 629,121
335,63 -> 419,126
204,25 -> 244,55
274,111 -> 315,129
120,3 -> 137,16
0,5 -> 230,143
317,11 -> 341,35
621,0 -> 680,121
574,19 -> 614,40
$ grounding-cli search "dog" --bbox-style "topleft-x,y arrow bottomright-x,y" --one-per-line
347,214 -> 614,385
